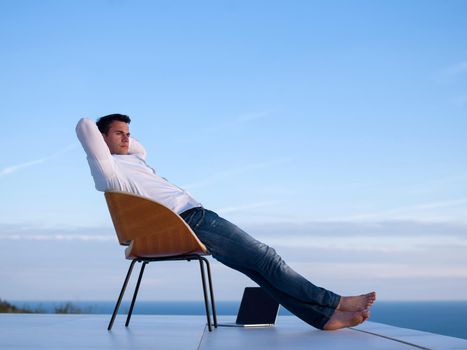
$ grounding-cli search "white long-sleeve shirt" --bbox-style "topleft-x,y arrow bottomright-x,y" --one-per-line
76,118 -> 202,214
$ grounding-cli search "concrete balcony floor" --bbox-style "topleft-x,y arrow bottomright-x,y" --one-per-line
1,314 -> 466,350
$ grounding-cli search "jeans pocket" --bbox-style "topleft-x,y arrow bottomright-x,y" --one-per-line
183,212 -> 195,226
182,208 -> 205,229
193,209 -> 206,229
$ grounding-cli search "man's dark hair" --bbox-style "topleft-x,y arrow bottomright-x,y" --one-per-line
96,114 -> 131,134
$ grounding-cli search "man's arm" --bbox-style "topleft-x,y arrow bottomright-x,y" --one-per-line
75,118 -> 117,181
128,137 -> 147,159
76,118 -> 112,159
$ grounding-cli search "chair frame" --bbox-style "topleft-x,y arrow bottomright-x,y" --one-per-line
107,254 -> 217,331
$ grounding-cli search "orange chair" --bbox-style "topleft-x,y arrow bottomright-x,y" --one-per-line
105,191 -> 217,331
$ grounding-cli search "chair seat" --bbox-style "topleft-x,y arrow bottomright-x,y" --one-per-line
125,237 -> 208,259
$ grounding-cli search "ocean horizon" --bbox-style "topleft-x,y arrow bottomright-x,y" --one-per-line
8,300 -> 467,340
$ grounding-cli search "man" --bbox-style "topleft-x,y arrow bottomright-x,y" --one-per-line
76,114 -> 376,330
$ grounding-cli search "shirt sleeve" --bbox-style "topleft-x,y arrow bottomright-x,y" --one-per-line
75,118 -> 117,182
128,137 -> 147,159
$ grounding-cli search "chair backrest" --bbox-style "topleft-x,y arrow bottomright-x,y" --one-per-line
105,191 -> 208,258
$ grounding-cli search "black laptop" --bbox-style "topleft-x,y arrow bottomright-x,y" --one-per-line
220,287 -> 280,327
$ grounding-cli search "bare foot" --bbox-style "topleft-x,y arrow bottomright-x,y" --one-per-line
337,292 -> 376,312
323,309 -> 370,330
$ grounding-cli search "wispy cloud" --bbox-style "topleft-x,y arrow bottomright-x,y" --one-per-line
434,60 -> 467,83
0,222 -> 115,241
295,262 -> 467,279
0,158 -> 49,176
405,173 -> 467,195
182,157 -> 291,190
0,144 -> 77,177
451,94 -> 467,107
236,111 -> 272,123
328,197 -> 467,223
245,220 -> 467,239
215,200 -> 280,214
442,61 -> 467,78
1,234 -> 114,241
414,198 -> 467,210
434,61 -> 467,108
263,234 -> 467,253
198,110 -> 273,135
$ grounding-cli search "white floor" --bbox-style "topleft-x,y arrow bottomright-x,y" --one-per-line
1,314 -> 466,350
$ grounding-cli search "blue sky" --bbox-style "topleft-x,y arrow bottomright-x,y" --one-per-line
0,1 -> 466,302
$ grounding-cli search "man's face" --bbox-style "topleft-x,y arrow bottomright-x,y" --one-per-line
102,121 -> 130,155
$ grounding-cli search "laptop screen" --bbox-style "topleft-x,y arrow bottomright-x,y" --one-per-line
235,287 -> 280,325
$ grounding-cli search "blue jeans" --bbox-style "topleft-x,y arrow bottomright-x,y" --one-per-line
180,207 -> 341,329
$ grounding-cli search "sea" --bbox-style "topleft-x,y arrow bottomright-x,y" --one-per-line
10,300 -> 467,340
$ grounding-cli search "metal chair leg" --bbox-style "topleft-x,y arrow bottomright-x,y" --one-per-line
125,261 -> 147,327
108,255 -> 216,331
108,259 -> 137,331
198,259 -> 212,331
201,257 -> 217,328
